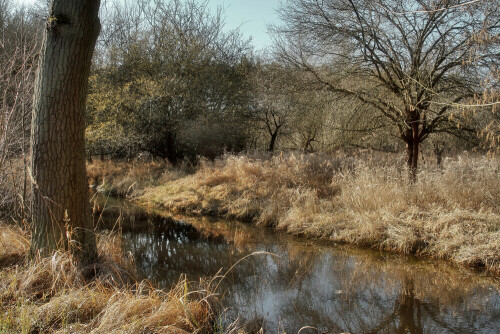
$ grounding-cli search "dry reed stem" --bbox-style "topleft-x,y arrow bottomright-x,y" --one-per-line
87,159 -> 187,198
0,226 -> 218,333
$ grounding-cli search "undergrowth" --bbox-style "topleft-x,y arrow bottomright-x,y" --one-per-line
0,224 -> 219,333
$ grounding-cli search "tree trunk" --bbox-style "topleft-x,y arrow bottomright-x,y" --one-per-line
411,122 -> 420,181
406,121 -> 420,183
30,0 -> 101,263
268,131 -> 278,152
433,143 -> 444,168
303,140 -> 310,153
395,278 -> 422,333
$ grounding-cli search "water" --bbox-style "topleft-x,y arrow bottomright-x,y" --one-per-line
95,197 -> 500,333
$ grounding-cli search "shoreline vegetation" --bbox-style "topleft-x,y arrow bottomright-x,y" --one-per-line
0,225 -> 220,333
87,151 -> 500,275
1,151 -> 498,333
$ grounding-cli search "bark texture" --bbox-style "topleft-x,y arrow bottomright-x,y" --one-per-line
30,0 -> 101,263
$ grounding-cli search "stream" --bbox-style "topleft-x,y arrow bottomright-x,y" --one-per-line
94,196 -> 500,333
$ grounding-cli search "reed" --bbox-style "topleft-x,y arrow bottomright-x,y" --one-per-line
87,159 -> 188,197
0,225 -> 219,333
123,152 -> 499,273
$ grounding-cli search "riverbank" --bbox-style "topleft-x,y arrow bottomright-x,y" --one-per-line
88,152 -> 500,274
0,224 -> 219,333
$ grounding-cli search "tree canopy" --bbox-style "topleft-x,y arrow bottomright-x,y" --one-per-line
274,0 -> 500,175
86,0 -> 254,161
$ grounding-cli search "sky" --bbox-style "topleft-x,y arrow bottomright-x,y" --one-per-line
205,0 -> 281,50
14,0 -> 281,50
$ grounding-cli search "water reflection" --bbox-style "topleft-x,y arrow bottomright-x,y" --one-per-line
95,200 -> 500,333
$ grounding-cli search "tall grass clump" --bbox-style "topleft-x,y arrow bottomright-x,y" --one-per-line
139,152 -> 344,221
0,224 -> 219,333
87,159 -> 193,198
0,223 -> 30,267
134,152 -> 499,273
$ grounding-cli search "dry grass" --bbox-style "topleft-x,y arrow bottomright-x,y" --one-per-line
87,159 -> 190,198
0,224 -> 30,268
137,153 -> 345,220
118,152 -> 500,274
0,225 -> 219,333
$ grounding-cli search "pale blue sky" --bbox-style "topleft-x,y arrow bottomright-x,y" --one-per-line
205,0 -> 280,50
15,0 -> 281,50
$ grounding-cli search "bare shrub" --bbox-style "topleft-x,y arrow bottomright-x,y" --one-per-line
0,2 -> 41,220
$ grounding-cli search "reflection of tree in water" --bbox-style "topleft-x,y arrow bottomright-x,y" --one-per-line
122,222 -> 242,286
335,258 -> 500,334
394,278 -> 423,334
361,277 -> 424,334
100,207 -> 500,333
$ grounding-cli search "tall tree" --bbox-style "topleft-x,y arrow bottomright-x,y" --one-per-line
274,0 -> 500,179
30,0 -> 101,262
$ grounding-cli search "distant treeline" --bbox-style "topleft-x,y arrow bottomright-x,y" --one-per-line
1,0 -> 498,167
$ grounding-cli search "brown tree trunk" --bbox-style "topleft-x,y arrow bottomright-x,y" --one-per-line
410,122 -> 420,182
268,130 -> 278,152
30,0 -> 101,263
406,116 -> 420,183
434,143 -> 444,168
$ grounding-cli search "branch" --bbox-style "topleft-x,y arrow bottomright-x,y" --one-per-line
382,0 -> 484,15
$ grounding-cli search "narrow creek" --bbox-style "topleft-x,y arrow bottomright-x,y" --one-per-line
94,196 -> 500,333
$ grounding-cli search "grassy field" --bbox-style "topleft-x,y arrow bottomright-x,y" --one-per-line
0,224 -> 219,333
88,152 -> 500,274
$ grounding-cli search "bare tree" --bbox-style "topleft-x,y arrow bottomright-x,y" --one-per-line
30,0 -> 101,263
252,63 -> 302,152
0,1 -> 40,220
274,0 -> 500,179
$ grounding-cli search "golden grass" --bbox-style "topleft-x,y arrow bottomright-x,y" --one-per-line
0,224 -> 29,267
0,225 -> 219,333
87,159 -> 189,198
111,152 -> 500,274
